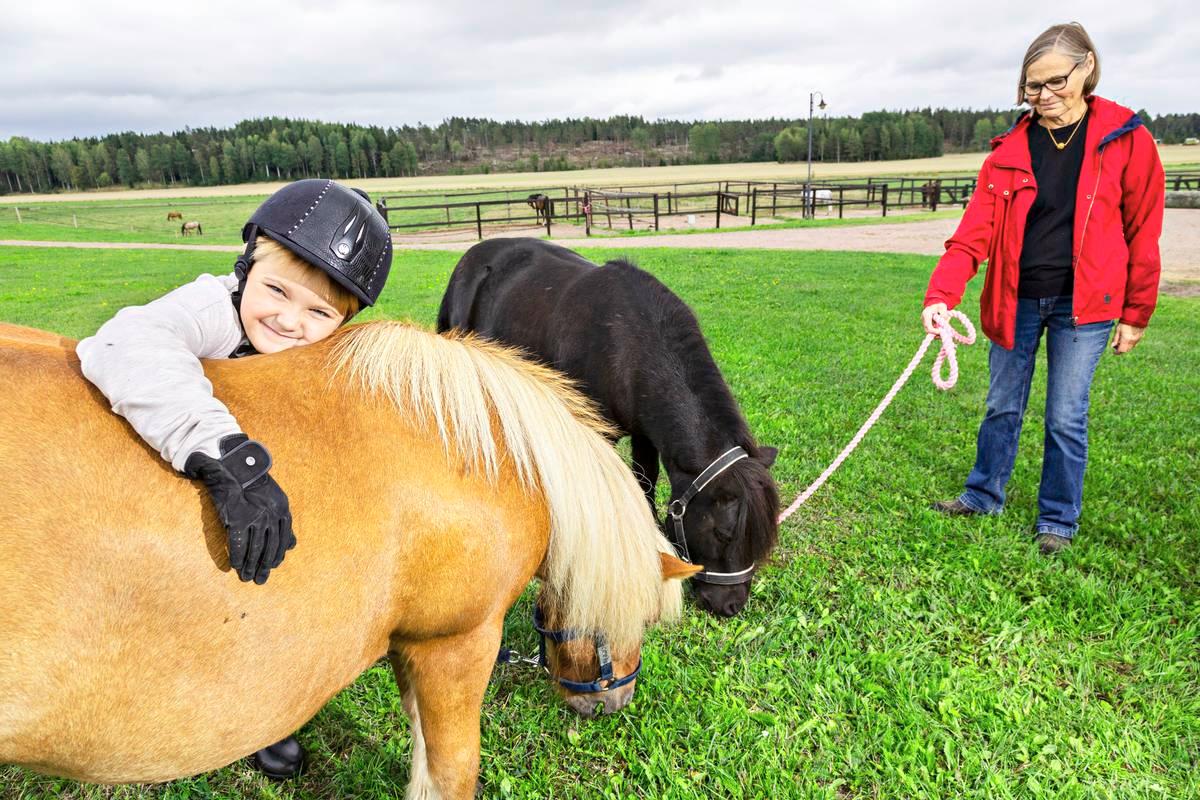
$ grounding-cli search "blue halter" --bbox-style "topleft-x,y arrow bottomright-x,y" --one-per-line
531,605 -> 642,694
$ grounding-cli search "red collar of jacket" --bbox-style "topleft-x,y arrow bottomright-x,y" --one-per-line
985,95 -> 1141,172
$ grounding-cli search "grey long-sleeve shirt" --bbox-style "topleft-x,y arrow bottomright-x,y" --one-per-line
77,273 -> 248,472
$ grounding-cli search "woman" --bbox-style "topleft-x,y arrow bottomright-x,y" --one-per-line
923,22 -> 1164,554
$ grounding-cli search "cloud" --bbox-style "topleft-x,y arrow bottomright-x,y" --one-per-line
2,0 -> 1196,140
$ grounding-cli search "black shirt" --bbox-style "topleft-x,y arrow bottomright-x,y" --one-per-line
1019,112 -> 1089,299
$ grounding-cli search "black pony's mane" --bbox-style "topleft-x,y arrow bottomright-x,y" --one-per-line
603,258 -> 779,561
603,258 -> 753,447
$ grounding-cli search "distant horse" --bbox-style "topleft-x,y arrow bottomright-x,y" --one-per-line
166,211 -> 183,221
920,180 -> 941,210
804,187 -> 833,214
181,220 -> 202,236
0,321 -> 694,797
438,239 -> 779,618
526,193 -> 550,225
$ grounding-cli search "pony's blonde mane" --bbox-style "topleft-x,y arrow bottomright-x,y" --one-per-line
329,321 -> 681,651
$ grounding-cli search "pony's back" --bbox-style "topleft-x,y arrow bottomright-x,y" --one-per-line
0,331 -> 546,780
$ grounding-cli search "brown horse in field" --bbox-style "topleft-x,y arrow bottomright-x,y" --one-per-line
166,211 -> 183,221
526,193 -> 550,224
0,321 -> 694,798
181,220 -> 202,236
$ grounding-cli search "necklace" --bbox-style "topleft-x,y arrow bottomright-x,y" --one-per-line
1045,110 -> 1087,151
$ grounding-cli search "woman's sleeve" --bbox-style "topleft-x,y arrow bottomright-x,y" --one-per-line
76,276 -> 244,472
1119,126 -> 1165,328
924,161 -> 997,310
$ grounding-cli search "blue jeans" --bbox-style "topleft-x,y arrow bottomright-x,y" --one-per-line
958,297 -> 1113,538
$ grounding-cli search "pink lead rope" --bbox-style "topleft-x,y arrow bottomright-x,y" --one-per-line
777,311 -> 976,524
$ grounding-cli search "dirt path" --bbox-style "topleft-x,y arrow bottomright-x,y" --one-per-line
3,209 -> 1196,283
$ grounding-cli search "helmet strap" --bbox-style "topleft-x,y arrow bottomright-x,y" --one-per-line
231,225 -> 259,315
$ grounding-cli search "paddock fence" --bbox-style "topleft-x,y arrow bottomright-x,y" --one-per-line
375,187 -> 587,239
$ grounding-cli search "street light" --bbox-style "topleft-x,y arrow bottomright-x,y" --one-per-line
806,92 -> 827,219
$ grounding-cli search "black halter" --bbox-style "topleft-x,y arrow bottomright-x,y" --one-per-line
666,446 -> 756,586
530,606 -> 641,694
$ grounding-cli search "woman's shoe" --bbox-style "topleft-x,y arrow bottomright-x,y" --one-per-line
1034,532 -> 1072,555
930,498 -> 982,516
252,735 -> 305,780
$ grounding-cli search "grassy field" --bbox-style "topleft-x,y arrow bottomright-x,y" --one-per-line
7,146 -> 1198,203
1,246 -> 1197,799
0,192 -> 963,246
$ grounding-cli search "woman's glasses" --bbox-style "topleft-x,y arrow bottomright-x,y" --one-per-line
1022,62 -> 1080,98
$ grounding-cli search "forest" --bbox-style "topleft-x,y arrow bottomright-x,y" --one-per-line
2,109 -> 1195,194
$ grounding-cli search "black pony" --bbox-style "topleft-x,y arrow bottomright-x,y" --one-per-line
437,238 -> 779,616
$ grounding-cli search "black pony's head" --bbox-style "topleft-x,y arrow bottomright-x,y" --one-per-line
674,444 -> 779,617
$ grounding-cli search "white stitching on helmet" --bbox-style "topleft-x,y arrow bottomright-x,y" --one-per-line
366,237 -> 391,292
287,180 -> 333,236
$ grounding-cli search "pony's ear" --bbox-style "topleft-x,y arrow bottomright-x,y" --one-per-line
659,552 -> 704,581
756,446 -> 778,468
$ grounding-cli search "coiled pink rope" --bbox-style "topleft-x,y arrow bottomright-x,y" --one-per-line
777,311 -> 976,524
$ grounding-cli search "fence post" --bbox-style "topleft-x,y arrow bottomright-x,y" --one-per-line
14,207 -> 21,224
653,193 -> 660,231
751,189 -> 757,225
715,192 -> 722,229
584,190 -> 591,236
376,201 -> 389,224
772,183 -> 778,216
881,184 -> 889,218
838,187 -> 844,219
475,203 -> 483,240
545,197 -> 552,237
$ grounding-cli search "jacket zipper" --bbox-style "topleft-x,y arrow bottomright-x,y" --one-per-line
1073,149 -> 1104,324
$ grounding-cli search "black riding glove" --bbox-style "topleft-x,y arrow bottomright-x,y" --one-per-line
184,434 -> 296,585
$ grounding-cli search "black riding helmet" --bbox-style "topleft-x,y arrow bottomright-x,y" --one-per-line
234,179 -> 393,314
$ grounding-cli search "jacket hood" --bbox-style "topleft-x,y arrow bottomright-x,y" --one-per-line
987,96 -> 1142,168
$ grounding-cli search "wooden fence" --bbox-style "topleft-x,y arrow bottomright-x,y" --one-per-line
375,188 -> 585,239
370,168 -> 1199,241
1164,170 -> 1200,190
580,186 -> 741,233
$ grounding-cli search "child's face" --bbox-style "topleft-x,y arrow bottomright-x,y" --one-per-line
239,263 -> 345,354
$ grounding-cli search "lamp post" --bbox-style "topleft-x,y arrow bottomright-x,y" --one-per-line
805,91 -> 827,218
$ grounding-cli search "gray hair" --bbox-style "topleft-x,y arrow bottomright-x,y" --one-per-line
1017,22 -> 1101,104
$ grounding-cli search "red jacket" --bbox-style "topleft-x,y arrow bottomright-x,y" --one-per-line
925,95 -> 1165,349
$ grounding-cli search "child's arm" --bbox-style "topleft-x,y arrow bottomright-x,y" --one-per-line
77,274 -> 245,472
78,274 -> 295,584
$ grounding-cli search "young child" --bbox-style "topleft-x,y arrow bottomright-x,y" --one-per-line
76,178 -> 393,779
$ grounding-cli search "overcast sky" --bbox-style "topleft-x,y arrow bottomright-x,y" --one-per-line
3,0 -> 1196,141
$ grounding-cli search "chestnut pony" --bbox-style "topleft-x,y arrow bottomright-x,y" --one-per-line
0,321 -> 695,799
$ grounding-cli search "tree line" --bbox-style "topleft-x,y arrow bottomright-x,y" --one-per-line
2,109 -> 1196,194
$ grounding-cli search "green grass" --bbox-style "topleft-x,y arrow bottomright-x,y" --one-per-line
1,246 -> 1197,799
0,189 -> 575,245
0,191 -> 962,246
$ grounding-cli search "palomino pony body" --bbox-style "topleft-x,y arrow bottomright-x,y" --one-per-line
437,238 -> 779,617
0,321 -> 686,797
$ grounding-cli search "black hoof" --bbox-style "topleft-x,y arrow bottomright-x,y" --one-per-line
252,735 -> 305,780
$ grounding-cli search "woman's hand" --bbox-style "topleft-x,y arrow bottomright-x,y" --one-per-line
1112,323 -> 1146,355
922,303 -> 949,336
